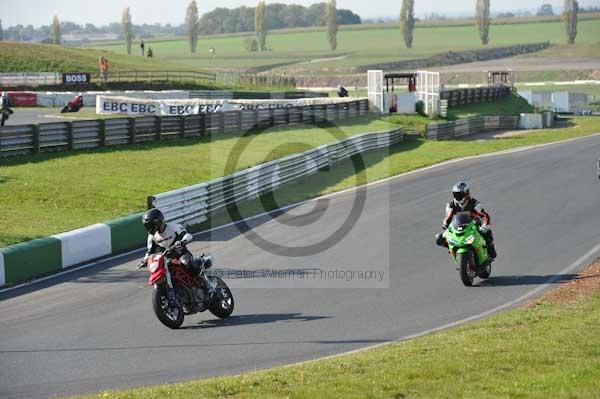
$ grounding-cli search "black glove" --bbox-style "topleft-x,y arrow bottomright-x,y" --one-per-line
137,260 -> 147,269
174,241 -> 183,249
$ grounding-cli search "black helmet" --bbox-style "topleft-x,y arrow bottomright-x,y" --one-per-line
452,181 -> 471,207
142,208 -> 164,234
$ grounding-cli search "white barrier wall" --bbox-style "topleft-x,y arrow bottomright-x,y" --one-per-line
551,92 -> 589,113
519,113 -> 544,129
96,95 -> 357,116
35,91 -> 191,107
53,224 -> 112,268
519,90 -> 589,113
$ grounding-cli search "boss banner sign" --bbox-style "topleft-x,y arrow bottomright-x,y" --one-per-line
96,96 -> 332,116
62,73 -> 91,85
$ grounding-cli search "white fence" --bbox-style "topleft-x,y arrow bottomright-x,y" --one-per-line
416,71 -> 440,116
0,73 -> 61,87
149,128 -> 405,226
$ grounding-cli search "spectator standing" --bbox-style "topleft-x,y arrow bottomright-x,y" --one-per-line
140,40 -> 145,56
99,56 -> 110,85
147,47 -> 153,58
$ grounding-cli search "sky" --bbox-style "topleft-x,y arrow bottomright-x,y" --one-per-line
2,0 -> 599,27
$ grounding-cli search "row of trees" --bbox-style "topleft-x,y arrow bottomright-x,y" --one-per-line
0,3 -> 359,43
399,0 -> 580,48
190,0 -> 339,53
198,3 -> 359,35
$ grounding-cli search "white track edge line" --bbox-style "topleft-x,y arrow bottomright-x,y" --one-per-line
273,239 -> 600,369
1,131 -> 598,294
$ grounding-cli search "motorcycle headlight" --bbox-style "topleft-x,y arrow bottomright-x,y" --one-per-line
447,237 -> 460,246
465,235 -> 475,245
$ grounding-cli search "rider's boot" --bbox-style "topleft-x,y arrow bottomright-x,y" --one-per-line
488,242 -> 497,260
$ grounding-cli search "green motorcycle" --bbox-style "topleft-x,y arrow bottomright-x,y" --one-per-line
443,212 -> 492,286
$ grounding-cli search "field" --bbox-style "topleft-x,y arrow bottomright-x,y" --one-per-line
0,42 -> 201,74
90,19 -> 600,74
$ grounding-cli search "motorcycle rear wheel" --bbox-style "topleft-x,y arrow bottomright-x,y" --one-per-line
152,286 -> 184,329
208,277 -> 234,319
458,251 -> 476,286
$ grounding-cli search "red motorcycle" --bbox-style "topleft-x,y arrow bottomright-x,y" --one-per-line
60,95 -> 83,113
144,248 -> 234,329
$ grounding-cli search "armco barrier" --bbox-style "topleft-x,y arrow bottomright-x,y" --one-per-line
0,126 -> 403,287
148,128 -> 405,227
440,86 -> 512,108
0,99 -> 369,158
425,116 -> 520,140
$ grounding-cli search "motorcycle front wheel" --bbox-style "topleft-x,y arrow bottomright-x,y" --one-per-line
478,260 -> 492,279
208,277 -> 234,319
1,113 -> 7,127
152,286 -> 184,329
458,251 -> 476,286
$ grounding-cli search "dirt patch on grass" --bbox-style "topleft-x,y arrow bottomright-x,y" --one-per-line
523,259 -> 600,308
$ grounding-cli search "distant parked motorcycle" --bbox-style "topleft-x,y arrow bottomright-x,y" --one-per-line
142,248 -> 234,329
60,95 -> 84,113
443,212 -> 492,286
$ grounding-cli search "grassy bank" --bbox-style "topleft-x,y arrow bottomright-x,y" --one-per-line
446,94 -> 535,120
90,20 -> 600,73
0,116 -> 392,247
71,265 -> 600,399
200,116 -> 599,232
0,42 -> 199,73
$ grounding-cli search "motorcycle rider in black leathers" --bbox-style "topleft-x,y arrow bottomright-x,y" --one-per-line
435,182 -> 497,259
1,92 -> 14,115
139,208 -> 210,275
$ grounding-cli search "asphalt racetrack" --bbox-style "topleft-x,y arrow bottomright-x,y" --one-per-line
1,134 -> 599,398
1,107 -> 97,125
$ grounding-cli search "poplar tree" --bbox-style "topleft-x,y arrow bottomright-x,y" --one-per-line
563,0 -> 578,44
121,7 -> 133,55
185,1 -> 199,53
326,0 -> 338,50
475,0 -> 491,45
255,0 -> 267,51
400,0 -> 415,48
50,16 -> 61,44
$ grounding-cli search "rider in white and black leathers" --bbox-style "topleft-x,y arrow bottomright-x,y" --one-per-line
435,182 -> 497,259
140,208 -> 208,273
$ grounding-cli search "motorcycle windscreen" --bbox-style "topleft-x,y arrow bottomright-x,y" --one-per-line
452,212 -> 472,231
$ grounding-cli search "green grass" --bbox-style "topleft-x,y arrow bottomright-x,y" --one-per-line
70,286 -> 600,399
0,116 -> 392,247
89,19 -> 600,73
200,116 -> 600,233
0,42 -> 201,73
446,94 -> 535,120
1,112 -> 598,248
